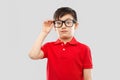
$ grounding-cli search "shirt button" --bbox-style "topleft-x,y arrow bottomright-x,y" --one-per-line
62,48 -> 65,51
61,44 -> 63,46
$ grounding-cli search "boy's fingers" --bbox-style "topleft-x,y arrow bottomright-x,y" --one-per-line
48,20 -> 54,24
44,20 -> 53,25
43,20 -> 54,28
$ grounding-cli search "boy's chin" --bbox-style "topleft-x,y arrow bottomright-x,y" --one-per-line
60,35 -> 72,39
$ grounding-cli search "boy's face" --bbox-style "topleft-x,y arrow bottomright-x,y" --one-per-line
54,14 -> 78,39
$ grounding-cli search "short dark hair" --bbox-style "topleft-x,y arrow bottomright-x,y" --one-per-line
53,7 -> 77,21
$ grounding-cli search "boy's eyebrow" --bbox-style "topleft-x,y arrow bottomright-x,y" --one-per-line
56,18 -> 74,21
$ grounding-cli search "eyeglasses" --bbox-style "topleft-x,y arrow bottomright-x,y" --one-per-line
53,19 -> 76,28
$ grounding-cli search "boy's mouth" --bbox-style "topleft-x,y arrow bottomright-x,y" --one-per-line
61,30 -> 68,32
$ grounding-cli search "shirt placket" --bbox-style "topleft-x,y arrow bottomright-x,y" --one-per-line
61,43 -> 67,53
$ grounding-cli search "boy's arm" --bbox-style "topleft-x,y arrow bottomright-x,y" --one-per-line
28,20 -> 53,60
83,69 -> 92,80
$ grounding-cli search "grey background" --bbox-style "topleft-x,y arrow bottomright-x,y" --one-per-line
0,0 -> 120,80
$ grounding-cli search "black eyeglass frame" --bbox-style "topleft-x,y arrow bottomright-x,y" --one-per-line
53,19 -> 77,28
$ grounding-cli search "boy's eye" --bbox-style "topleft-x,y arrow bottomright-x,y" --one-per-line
57,22 -> 62,24
65,21 -> 73,25
55,21 -> 62,25
54,21 -> 62,27
66,21 -> 72,24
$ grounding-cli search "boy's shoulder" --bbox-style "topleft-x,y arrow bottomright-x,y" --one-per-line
78,41 -> 90,47
75,41 -> 90,50
42,41 -> 56,46
43,41 -> 55,45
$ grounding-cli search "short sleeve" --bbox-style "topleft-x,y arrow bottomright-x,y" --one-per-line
83,46 -> 93,69
41,43 -> 49,58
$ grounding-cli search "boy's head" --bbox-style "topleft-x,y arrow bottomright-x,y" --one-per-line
53,7 -> 77,21
53,7 -> 79,40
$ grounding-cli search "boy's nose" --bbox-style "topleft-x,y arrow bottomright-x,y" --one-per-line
61,23 -> 66,28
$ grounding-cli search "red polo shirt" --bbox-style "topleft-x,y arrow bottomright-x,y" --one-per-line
41,37 -> 93,80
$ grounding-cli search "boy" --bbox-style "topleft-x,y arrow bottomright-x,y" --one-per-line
29,7 -> 93,80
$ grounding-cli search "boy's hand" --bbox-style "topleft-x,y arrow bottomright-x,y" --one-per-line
42,20 -> 54,34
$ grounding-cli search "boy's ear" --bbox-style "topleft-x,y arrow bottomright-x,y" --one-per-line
74,23 -> 79,29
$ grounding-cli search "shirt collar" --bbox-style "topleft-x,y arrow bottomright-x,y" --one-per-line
54,37 -> 78,45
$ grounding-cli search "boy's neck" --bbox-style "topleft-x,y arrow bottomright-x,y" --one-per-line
59,36 -> 73,44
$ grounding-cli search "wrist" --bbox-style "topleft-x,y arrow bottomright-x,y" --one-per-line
41,28 -> 51,34
40,31 -> 49,36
